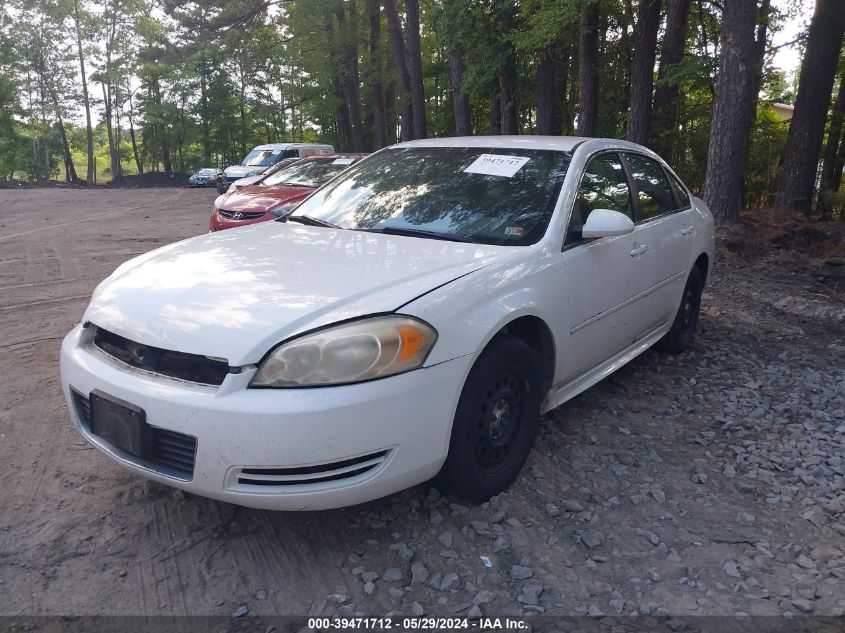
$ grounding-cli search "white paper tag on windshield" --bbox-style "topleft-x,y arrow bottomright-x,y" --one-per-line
464,154 -> 530,178
332,158 -> 355,165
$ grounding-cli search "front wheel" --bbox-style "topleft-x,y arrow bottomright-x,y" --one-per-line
437,335 -> 542,503
655,266 -> 704,354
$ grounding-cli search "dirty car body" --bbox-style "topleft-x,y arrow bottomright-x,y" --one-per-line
60,136 -> 715,510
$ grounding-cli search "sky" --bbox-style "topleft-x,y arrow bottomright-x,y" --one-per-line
771,0 -> 813,76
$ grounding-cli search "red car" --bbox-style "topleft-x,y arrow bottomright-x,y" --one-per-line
210,154 -> 368,232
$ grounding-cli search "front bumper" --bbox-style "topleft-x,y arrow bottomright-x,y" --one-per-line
60,324 -> 472,510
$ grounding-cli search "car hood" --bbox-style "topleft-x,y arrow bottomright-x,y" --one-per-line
219,185 -> 312,214
84,223 -> 513,366
224,165 -> 266,178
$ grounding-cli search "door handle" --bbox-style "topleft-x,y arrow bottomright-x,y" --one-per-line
630,244 -> 648,257
680,226 -> 695,236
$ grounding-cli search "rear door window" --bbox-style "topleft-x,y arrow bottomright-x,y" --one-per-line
622,153 -> 677,222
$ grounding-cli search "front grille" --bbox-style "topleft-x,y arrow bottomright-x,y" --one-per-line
72,388 -> 91,426
93,326 -> 229,386
235,451 -> 389,488
218,210 -> 265,220
152,429 -> 197,478
70,389 -> 197,480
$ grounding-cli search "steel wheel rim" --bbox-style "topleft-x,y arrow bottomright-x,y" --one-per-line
473,369 -> 526,474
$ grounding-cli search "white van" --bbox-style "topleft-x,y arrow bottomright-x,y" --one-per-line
218,143 -> 334,192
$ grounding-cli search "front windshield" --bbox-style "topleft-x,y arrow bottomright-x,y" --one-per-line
263,158 -> 353,188
289,147 -> 571,246
242,149 -> 282,167
198,169 -> 216,176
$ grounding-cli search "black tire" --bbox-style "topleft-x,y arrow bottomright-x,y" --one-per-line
437,335 -> 542,503
655,266 -> 704,354
216,181 -> 227,194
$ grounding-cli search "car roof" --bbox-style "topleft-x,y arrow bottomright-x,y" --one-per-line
315,153 -> 369,160
252,143 -> 333,150
393,135 -> 651,154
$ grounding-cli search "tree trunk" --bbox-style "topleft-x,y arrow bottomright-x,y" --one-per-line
238,62 -> 247,156
561,46 -> 575,135
127,80 -> 143,174
777,0 -> 845,214
337,1 -> 365,151
536,46 -> 560,136
500,56 -> 519,135
821,74 -> 845,195
367,0 -> 388,149
102,82 -> 121,181
72,0 -> 94,185
651,0 -> 690,159
626,0 -> 662,145
102,15 -> 121,181
383,0 -> 414,140
577,0 -> 600,136
405,0 -> 426,139
832,126 -> 845,193
741,0 -> 772,208
51,90 -> 78,183
449,53 -> 471,136
490,96 -> 502,135
703,0 -> 759,223
200,60 -> 211,160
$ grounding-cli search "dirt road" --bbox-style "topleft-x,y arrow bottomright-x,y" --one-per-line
1,188 -> 843,620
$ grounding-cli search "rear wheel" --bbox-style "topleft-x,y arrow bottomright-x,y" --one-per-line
655,266 -> 704,354
437,335 -> 542,502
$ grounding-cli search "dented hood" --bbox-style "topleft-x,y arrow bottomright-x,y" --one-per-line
84,222 -> 509,365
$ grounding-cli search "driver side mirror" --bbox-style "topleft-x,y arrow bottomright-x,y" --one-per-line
581,208 -> 635,239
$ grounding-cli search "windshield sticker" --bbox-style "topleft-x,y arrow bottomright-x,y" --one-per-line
504,226 -> 524,237
332,158 -> 355,165
464,154 -> 531,178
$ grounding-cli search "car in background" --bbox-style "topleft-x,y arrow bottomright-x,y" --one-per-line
210,154 -> 367,232
221,157 -> 302,194
188,168 -> 221,188
60,136 -> 714,511
217,143 -> 334,193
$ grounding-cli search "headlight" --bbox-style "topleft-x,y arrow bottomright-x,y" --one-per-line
250,316 -> 437,388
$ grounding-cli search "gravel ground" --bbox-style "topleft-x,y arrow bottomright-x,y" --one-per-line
0,188 -> 843,622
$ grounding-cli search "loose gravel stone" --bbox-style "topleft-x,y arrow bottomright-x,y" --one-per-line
473,590 -> 494,605
510,565 -> 534,580
440,573 -> 459,591
383,568 -> 403,582
581,531 -> 605,549
634,528 -> 661,546
437,531 -> 453,549
411,562 -> 429,585
563,499 -> 585,512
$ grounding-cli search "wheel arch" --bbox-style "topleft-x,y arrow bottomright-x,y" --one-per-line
693,252 -> 709,286
488,315 -> 556,395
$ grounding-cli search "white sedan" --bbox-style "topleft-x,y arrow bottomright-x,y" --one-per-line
60,136 -> 714,510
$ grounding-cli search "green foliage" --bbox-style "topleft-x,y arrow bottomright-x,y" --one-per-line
0,0 -> 824,220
